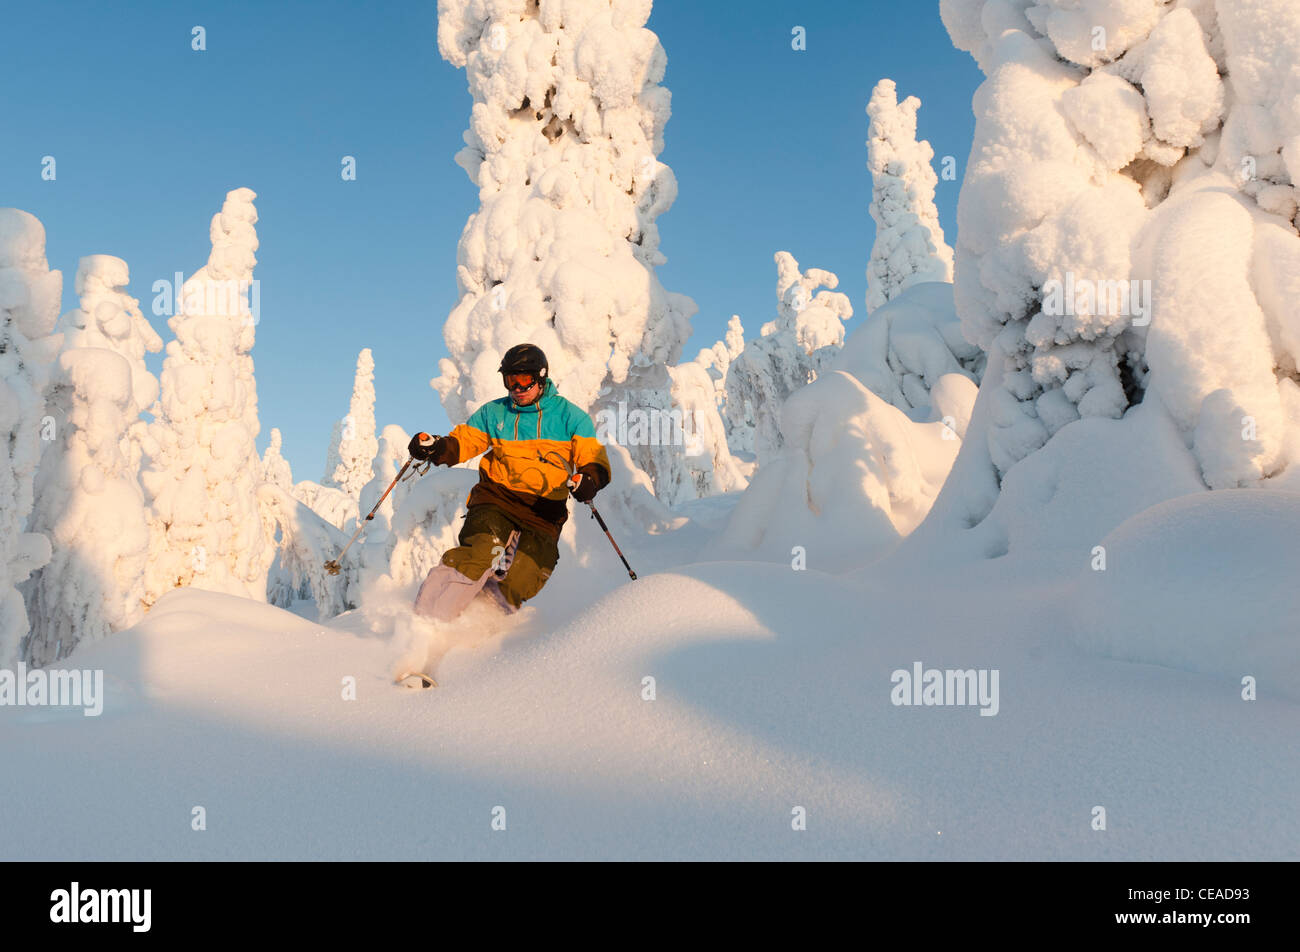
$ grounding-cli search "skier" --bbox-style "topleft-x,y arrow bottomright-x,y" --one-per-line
406,343 -> 612,620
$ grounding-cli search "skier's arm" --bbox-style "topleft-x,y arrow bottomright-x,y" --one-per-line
567,405 -> 612,494
445,406 -> 494,464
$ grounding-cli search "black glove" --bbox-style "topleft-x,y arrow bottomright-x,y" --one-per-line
408,432 -> 458,466
569,463 -> 606,503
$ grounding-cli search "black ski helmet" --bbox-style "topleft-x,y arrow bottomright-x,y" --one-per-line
498,343 -> 548,381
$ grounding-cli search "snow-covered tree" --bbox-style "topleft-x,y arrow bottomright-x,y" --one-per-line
292,480 -> 358,532
865,79 -> 954,313
322,347 -> 377,497
433,0 -> 697,498
23,255 -> 162,665
692,315 -> 746,451
141,188 -> 276,605
385,466 -> 481,590
355,424 -> 413,591
939,0 -> 1300,493
724,252 -> 852,463
0,209 -> 62,666
657,359 -> 750,504
259,484 -> 352,618
261,427 -> 294,491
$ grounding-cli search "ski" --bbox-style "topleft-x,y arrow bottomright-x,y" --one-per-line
394,671 -> 438,689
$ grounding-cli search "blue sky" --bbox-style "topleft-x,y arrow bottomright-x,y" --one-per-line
0,0 -> 981,479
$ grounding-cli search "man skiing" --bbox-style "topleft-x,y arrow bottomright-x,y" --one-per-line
406,343 -> 611,620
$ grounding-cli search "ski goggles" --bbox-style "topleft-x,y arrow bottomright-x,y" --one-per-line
504,373 -> 538,392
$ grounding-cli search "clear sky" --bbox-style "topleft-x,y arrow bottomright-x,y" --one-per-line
0,0 -> 981,480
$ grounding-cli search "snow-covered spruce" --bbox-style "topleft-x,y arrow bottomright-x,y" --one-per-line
321,347 -> 377,498
258,484 -> 353,619
355,424 -> 413,593
433,0 -> 697,499
0,209 -> 62,667
724,252 -> 852,464
865,78 -> 954,314
291,480 -> 358,532
23,256 -> 162,665
140,188 -> 276,605
261,427 -> 294,491
939,0 -> 1300,491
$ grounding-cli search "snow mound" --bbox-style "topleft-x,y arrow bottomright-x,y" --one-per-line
1069,490 -> 1300,701
833,282 -> 981,415
714,369 -> 971,569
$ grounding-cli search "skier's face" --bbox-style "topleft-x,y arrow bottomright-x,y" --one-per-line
505,373 -> 541,406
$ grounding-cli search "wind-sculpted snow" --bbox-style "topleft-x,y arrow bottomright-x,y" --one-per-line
834,282 -> 982,415
24,256 -> 162,665
1070,490 -> 1300,702
0,209 -> 61,666
140,188 -> 276,605
8,555 -> 1296,860
433,0 -> 697,501
940,0 -> 1300,495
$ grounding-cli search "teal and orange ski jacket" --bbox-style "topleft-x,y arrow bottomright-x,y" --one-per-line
446,378 -> 612,537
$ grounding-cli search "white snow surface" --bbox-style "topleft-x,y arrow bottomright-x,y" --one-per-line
5,479 -> 1295,859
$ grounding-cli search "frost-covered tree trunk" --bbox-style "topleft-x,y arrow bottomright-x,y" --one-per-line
940,0 -> 1300,491
321,347 -> 377,497
724,252 -> 852,463
0,209 -> 62,666
24,255 -> 162,665
433,0 -> 696,498
865,79 -> 954,313
141,188 -> 276,605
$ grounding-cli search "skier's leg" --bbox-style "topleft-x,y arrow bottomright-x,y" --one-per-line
413,506 -> 515,620
441,505 -> 517,580
495,527 -> 560,608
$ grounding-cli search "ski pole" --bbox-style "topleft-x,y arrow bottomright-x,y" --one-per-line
325,456 -> 417,576
546,449 -> 638,581
584,500 -> 637,580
